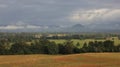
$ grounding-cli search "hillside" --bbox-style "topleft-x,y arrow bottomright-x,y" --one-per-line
0,53 -> 120,67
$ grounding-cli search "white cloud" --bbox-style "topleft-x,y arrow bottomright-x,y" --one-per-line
0,25 -> 42,30
0,21 -> 42,30
26,25 -> 41,29
0,25 -> 24,30
70,8 -> 120,24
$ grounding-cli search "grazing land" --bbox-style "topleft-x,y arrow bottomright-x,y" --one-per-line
0,53 -> 119,67
50,39 -> 120,48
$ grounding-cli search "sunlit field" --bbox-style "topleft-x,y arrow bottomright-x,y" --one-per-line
0,53 -> 120,67
49,39 -> 120,48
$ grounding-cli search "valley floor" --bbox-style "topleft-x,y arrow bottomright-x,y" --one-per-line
0,53 -> 120,67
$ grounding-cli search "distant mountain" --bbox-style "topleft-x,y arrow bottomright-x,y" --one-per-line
72,24 -> 84,28
0,23 -> 120,33
60,24 -> 90,32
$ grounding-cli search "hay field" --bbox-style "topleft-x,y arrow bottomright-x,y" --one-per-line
0,53 -> 120,67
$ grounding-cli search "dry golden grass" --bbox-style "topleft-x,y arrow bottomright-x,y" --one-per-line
0,53 -> 120,67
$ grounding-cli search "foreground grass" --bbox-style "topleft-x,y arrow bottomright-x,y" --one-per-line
0,53 -> 120,67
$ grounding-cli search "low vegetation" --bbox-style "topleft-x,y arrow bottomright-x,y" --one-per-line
0,53 -> 120,67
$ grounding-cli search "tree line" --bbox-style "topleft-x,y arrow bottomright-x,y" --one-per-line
0,39 -> 120,55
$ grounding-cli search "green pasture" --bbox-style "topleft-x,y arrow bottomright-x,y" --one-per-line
49,39 -> 120,48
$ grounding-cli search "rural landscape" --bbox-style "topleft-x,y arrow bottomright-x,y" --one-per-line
0,0 -> 120,67
0,33 -> 120,67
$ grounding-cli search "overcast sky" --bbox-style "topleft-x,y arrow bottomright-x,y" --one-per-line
0,0 -> 120,26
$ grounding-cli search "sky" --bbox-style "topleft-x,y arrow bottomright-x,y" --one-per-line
0,0 -> 120,27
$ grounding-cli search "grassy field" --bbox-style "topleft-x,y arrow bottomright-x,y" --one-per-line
49,39 -> 120,48
0,53 -> 120,67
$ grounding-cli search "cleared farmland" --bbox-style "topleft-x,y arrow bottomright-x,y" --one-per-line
0,53 -> 120,67
49,39 -> 120,48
